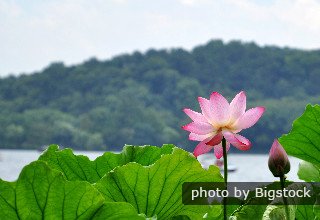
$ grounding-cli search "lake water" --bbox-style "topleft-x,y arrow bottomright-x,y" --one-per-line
0,149 -> 302,182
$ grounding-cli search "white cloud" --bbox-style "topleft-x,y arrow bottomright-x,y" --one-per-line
178,0 -> 213,6
274,0 -> 320,31
228,0 -> 320,31
0,0 -> 320,76
111,0 -> 128,4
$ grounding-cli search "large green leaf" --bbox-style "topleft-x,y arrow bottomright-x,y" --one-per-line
230,182 -> 286,220
295,205 -> 316,220
0,181 -> 17,219
230,198 -> 269,220
95,147 -> 223,219
0,161 -> 143,219
314,199 -> 320,219
298,161 -> 320,182
279,104 -> 320,166
230,182 -> 316,220
206,205 -> 223,220
262,205 -> 296,220
231,201 -> 315,220
93,202 -> 145,220
39,144 -> 174,183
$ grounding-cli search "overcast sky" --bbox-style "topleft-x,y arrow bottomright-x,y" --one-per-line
1,0 -> 320,76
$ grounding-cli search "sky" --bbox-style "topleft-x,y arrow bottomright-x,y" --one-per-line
1,0 -> 320,77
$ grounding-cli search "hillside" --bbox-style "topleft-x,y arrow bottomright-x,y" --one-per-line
1,39 -> 320,153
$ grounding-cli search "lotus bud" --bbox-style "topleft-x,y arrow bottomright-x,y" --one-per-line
268,139 -> 290,177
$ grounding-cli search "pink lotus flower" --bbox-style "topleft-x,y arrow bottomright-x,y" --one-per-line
268,139 -> 291,177
182,91 -> 265,159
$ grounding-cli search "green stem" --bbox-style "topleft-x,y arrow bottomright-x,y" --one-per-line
280,175 -> 290,220
222,137 -> 228,184
222,137 -> 228,220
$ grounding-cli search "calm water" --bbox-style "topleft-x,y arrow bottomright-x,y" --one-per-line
0,149 -> 301,182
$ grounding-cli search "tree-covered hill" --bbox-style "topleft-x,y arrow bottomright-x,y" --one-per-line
1,40 -> 319,153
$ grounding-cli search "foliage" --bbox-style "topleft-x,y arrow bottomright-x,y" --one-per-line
0,161 -> 143,219
229,104 -> 320,220
1,40 -> 320,151
2,98 -> 320,219
1,40 -> 320,218
297,161 -> 320,182
230,197 -> 269,220
38,144 -> 174,183
279,104 -> 320,166
1,143 -> 318,219
95,147 -> 223,219
262,205 -> 296,220
0,145 -> 223,219
278,104 -> 320,220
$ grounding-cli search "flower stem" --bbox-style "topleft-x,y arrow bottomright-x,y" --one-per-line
222,137 -> 228,220
222,137 -> 228,184
280,174 -> 290,219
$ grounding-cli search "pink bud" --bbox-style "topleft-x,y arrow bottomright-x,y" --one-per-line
268,139 -> 290,177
